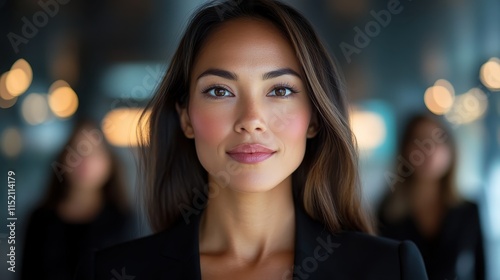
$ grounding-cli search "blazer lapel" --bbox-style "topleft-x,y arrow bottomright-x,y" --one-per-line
293,200 -> 342,280
159,213 -> 203,280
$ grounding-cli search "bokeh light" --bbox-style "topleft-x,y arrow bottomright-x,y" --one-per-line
1,127 -> 23,158
102,108 -> 150,147
48,80 -> 79,118
0,73 -> 18,109
21,93 -> 50,125
48,79 -> 70,93
350,109 -> 386,151
1,73 -> 16,101
5,58 -> 33,96
445,88 -> 488,124
434,79 -> 455,96
424,82 -> 455,115
0,95 -> 17,109
480,57 -> 500,91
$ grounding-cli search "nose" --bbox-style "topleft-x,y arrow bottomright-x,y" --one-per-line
234,98 -> 267,134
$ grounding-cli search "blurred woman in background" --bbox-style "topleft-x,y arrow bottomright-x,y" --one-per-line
378,114 -> 485,280
21,119 -> 135,280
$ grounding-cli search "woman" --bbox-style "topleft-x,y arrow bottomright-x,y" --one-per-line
378,114 -> 485,280
21,120 -> 134,280
88,0 -> 428,279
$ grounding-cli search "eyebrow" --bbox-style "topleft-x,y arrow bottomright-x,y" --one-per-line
263,68 -> 302,80
196,68 -> 237,81
196,67 -> 302,81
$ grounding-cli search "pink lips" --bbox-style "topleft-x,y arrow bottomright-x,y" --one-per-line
226,143 -> 276,164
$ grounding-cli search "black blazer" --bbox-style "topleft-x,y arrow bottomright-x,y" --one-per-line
21,204 -> 134,280
378,201 -> 485,280
81,202 -> 428,280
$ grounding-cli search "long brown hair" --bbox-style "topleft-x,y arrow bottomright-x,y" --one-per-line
379,114 -> 461,223
137,0 -> 374,234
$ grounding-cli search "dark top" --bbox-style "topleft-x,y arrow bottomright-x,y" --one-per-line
378,201 -> 485,280
78,200 -> 428,280
21,203 -> 135,280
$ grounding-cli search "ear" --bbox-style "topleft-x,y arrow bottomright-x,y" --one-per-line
175,102 -> 194,139
306,111 -> 319,138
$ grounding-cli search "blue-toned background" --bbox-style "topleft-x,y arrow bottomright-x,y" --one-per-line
1,0 -> 499,279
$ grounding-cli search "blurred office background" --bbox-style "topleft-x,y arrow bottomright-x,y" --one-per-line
0,0 -> 498,279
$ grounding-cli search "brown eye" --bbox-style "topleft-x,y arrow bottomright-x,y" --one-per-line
275,87 -> 287,96
268,86 -> 294,97
214,88 -> 226,96
204,86 -> 232,98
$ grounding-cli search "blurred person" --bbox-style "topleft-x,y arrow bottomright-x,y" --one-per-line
378,114 -> 485,280
21,119 -> 135,280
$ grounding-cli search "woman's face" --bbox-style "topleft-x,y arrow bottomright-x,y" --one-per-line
179,18 -> 317,193
407,120 -> 453,181
66,127 -> 112,191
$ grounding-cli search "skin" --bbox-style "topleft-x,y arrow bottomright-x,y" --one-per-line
406,121 -> 452,238
177,18 -> 318,279
58,127 -> 111,223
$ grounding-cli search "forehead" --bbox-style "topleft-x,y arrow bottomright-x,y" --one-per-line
192,17 -> 301,75
413,120 -> 438,133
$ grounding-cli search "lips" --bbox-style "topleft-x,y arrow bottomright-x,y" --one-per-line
226,143 -> 276,164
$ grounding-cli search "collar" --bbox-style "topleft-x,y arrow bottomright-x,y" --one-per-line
158,195 -> 338,278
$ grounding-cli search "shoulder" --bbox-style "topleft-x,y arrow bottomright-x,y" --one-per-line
307,231 -> 428,280
89,231 -> 167,279
453,200 -> 480,215
444,200 -> 482,229
90,217 -> 199,279
24,206 -> 58,230
293,202 -> 428,279
337,231 -> 425,264
97,229 -> 167,258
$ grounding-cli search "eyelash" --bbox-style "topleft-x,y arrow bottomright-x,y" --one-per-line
273,82 -> 300,97
200,84 -> 228,99
201,82 -> 300,99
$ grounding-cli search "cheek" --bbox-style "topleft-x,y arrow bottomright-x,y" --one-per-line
189,107 -> 230,145
270,105 -> 311,140
430,146 -> 452,171
87,155 -> 110,178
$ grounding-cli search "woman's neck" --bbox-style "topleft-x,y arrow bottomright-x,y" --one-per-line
410,179 -> 441,203
58,187 -> 104,223
409,179 -> 444,238
199,176 -> 295,262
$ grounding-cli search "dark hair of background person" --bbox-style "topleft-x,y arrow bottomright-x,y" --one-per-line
136,0 -> 374,234
379,114 -> 462,222
41,119 -> 130,214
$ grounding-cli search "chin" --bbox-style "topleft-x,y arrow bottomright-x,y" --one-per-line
222,174 -> 290,194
